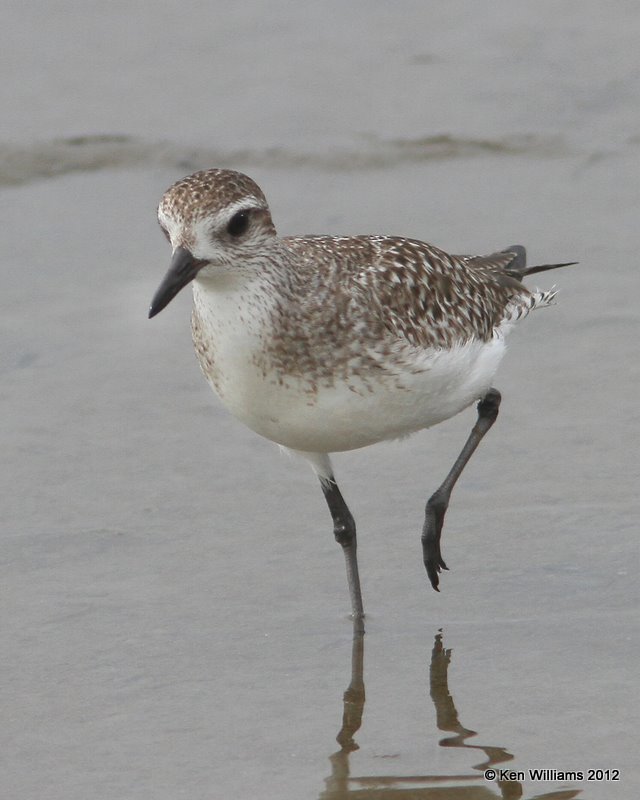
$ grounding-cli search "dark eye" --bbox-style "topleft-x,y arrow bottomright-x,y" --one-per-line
226,210 -> 250,237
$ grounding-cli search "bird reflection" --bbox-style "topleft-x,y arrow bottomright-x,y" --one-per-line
320,628 -> 580,800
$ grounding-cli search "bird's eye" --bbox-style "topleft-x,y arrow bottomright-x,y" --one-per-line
226,210 -> 250,237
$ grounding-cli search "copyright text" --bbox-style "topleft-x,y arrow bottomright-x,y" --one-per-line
483,768 -> 620,782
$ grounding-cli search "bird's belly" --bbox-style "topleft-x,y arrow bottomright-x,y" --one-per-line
196,318 -> 506,454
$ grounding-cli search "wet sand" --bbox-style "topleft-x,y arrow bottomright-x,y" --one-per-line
2,2 -> 638,798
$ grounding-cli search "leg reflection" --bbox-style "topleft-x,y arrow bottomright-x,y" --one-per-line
430,631 -> 515,773
326,621 -> 365,796
321,628 -> 581,800
336,626 -> 365,752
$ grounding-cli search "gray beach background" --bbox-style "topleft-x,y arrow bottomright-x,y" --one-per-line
2,2 -> 638,798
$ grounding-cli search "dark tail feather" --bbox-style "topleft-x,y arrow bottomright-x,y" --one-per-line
520,261 -> 578,277
500,246 -> 577,279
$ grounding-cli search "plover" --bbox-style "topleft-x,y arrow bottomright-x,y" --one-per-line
149,169 -> 573,621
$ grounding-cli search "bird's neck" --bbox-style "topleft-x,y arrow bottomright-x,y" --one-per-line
194,240 -> 299,298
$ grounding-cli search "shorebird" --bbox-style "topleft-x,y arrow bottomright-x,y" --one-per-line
149,169 -> 573,621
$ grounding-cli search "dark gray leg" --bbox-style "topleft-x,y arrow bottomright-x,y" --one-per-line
321,478 -> 365,624
422,388 -> 502,591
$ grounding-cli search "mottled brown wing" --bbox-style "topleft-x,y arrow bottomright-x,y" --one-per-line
282,235 -> 530,351
351,237 -> 527,349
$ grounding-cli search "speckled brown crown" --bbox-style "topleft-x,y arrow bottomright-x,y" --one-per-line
159,169 -> 270,222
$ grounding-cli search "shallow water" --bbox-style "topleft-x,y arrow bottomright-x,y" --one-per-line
2,2 -> 638,798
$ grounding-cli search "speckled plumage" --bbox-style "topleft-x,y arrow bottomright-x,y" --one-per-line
159,169 -> 270,222
277,234 -> 546,353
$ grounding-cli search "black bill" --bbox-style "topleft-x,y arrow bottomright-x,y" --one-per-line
148,246 -> 206,318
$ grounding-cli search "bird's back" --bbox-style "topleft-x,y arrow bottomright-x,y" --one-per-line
281,235 -> 549,352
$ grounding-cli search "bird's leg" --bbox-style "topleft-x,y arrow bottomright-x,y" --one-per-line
321,477 -> 365,624
422,388 -> 501,591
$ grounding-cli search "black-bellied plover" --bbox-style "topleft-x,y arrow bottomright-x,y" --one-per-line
149,169 -> 573,622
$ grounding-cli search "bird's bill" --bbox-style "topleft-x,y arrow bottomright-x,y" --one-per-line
148,246 -> 206,318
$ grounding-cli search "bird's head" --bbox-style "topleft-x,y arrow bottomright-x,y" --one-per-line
149,169 -> 277,318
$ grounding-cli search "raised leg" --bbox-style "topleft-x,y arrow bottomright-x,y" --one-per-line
422,388 -> 501,591
321,477 -> 365,625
